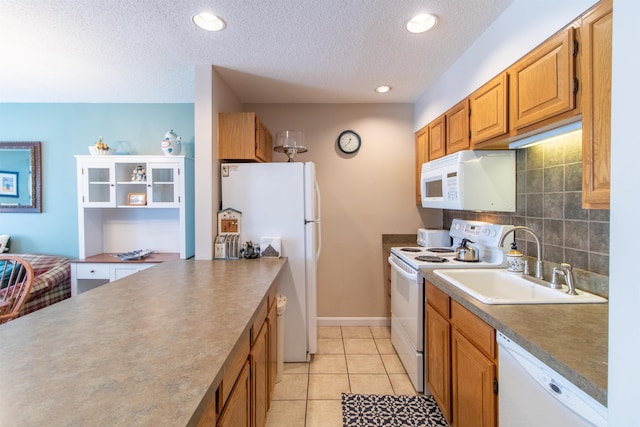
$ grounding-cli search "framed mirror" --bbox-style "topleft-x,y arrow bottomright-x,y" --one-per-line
0,141 -> 42,213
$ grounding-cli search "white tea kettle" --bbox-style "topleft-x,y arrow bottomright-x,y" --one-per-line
161,129 -> 182,155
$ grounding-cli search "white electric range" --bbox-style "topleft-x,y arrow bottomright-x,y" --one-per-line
388,219 -> 514,393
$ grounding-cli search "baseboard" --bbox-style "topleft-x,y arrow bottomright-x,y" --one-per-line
317,317 -> 391,327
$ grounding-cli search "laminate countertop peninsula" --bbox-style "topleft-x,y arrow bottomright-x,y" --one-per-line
0,257 -> 287,426
424,269 -> 608,407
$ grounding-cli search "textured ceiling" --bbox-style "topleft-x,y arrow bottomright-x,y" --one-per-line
0,0 -> 514,103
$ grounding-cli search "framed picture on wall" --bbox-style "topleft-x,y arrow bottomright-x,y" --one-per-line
0,171 -> 18,197
127,193 -> 147,206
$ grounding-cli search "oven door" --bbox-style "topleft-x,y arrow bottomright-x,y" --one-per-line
389,254 -> 424,392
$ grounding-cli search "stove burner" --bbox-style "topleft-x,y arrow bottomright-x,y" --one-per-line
400,248 -> 422,252
426,247 -> 455,253
454,258 -> 481,263
415,256 -> 449,263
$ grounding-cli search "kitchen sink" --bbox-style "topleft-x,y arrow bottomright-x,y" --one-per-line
433,269 -> 607,305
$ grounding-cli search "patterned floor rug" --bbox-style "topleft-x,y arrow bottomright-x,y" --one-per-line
342,393 -> 449,427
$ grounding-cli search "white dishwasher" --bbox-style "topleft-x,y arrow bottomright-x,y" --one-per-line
497,331 -> 608,427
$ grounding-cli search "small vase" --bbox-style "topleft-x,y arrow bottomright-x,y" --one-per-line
161,129 -> 182,155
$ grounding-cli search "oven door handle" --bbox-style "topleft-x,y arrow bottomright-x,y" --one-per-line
388,256 -> 418,281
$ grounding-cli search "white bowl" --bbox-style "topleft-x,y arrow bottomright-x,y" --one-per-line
88,146 -> 115,155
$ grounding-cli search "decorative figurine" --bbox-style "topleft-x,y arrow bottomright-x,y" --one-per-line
131,165 -> 146,182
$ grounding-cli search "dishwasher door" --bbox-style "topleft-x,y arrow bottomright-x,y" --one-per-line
497,332 -> 607,427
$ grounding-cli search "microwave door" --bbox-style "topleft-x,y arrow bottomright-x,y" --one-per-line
421,173 -> 444,207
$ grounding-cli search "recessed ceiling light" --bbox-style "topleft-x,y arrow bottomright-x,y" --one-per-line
375,85 -> 392,93
193,12 -> 226,31
406,13 -> 438,34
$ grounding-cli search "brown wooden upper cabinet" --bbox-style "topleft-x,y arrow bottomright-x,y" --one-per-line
428,115 -> 446,160
415,125 -> 429,204
509,28 -> 576,131
219,112 -> 273,162
445,99 -> 470,154
470,73 -> 509,147
581,0 -> 612,209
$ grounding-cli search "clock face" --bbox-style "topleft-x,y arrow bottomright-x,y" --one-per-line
338,130 -> 361,154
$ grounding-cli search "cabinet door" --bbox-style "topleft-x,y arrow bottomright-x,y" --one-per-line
428,116 -> 446,160
81,162 -> 115,207
581,0 -> 612,209
445,99 -> 470,154
251,321 -> 269,427
509,28 -> 576,130
415,126 -> 429,204
267,300 -> 277,403
255,119 -> 272,163
147,163 -> 180,207
217,360 -> 251,427
451,329 -> 496,427
470,73 -> 509,146
426,304 -> 451,423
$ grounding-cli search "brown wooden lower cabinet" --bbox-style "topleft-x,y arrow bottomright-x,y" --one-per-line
451,329 -> 497,427
197,292 -> 277,427
425,281 -> 497,427
425,304 -> 451,421
252,321 -> 269,427
217,360 -> 251,427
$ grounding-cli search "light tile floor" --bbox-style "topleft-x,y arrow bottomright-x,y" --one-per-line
266,325 -> 417,427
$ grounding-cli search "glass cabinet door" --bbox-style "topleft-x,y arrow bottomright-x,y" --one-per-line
147,164 -> 180,207
83,163 -> 115,207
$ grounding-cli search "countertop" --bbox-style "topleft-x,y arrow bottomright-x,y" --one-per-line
0,257 -> 287,426
424,269 -> 608,407
382,234 -> 417,254
70,252 -> 181,263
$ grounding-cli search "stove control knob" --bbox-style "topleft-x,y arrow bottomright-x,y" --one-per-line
484,228 -> 497,238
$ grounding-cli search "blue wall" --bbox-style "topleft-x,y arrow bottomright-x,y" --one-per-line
0,103 -> 194,257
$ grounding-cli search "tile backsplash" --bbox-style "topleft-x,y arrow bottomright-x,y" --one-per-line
443,131 -> 610,297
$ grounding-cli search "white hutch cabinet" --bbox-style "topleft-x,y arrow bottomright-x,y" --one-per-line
71,155 -> 194,295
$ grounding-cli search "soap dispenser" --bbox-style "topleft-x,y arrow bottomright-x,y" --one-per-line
506,242 -> 524,273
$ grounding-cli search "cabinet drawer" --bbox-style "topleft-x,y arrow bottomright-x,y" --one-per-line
451,300 -> 496,359
426,281 -> 450,318
75,263 -> 110,279
111,263 -> 154,281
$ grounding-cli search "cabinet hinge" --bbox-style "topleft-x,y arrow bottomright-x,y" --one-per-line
493,378 -> 499,395
573,39 -> 579,56
574,78 -> 579,95
178,168 -> 181,176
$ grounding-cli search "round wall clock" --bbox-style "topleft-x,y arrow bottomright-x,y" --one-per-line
337,130 -> 361,154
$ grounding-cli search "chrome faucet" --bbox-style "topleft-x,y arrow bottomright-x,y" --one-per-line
551,263 -> 578,295
499,226 -> 543,280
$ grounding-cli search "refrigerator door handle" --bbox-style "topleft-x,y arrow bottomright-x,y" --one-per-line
314,179 -> 321,222
316,220 -> 322,262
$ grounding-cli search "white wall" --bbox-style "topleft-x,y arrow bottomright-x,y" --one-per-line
245,103 -> 441,319
608,0 -> 639,423
414,0 -> 598,130
194,66 -> 242,259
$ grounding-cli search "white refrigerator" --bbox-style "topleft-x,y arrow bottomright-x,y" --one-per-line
221,162 -> 321,362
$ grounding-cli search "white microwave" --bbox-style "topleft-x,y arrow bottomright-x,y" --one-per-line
420,150 -> 516,211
